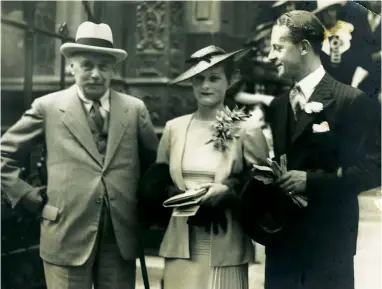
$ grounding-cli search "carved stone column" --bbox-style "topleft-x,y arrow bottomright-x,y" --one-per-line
124,1 -> 194,127
184,1 -> 242,57
130,1 -> 185,79
183,1 -> 272,57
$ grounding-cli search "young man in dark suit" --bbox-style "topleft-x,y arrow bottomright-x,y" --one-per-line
264,10 -> 381,289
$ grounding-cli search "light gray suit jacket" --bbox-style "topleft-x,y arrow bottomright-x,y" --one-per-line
156,114 -> 269,266
1,85 -> 158,266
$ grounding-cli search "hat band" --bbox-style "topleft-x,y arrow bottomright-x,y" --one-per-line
185,51 -> 226,65
76,37 -> 114,48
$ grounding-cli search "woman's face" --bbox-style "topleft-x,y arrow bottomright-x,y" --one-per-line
192,65 -> 228,108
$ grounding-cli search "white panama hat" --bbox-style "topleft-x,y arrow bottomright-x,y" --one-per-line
170,45 -> 248,85
60,21 -> 127,62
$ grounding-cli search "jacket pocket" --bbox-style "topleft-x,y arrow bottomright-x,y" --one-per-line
41,205 -> 60,222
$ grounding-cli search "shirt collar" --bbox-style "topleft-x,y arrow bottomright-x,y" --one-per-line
296,65 -> 326,101
76,85 -> 110,112
368,10 -> 381,32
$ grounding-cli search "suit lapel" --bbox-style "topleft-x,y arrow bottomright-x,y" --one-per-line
170,114 -> 194,191
272,94 -> 290,155
291,74 -> 335,143
103,90 -> 129,169
60,86 -> 103,166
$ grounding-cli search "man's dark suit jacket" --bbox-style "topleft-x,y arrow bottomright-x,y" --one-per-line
266,73 -> 380,259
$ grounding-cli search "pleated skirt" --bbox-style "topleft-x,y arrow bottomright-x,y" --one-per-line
163,226 -> 249,289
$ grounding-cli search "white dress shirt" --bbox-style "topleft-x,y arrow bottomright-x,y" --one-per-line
76,85 -> 110,119
296,65 -> 326,102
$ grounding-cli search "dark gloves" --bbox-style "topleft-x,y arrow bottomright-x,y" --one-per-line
166,185 -> 185,198
186,181 -> 240,235
187,205 -> 228,235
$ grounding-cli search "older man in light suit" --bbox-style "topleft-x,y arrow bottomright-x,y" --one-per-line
1,22 -> 158,289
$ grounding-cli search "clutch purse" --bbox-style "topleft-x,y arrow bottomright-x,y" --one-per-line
163,188 -> 207,217
163,188 -> 207,208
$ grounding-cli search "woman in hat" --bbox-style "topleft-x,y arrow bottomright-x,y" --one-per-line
156,45 -> 269,289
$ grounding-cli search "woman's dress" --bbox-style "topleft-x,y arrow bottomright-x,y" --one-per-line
163,119 -> 249,289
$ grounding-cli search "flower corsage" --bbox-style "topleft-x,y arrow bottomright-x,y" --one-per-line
206,106 -> 251,151
304,101 -> 324,114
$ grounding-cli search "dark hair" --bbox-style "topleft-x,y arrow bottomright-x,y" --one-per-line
276,10 -> 325,55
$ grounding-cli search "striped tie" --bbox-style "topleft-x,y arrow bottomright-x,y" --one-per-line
289,85 -> 306,121
90,99 -> 104,133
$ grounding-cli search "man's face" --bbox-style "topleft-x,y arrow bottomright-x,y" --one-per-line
70,52 -> 115,100
191,64 -> 228,108
268,25 -> 303,80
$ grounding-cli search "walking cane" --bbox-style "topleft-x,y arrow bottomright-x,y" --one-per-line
139,242 -> 151,289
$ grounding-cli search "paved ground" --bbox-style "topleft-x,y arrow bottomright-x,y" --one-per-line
136,189 -> 381,289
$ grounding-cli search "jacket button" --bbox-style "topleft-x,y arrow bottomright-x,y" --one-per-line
95,198 -> 102,204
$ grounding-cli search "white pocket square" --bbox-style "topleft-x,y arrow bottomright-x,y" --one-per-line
312,121 -> 330,133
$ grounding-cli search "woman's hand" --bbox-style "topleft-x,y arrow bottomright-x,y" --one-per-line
196,183 -> 232,207
188,182 -> 233,234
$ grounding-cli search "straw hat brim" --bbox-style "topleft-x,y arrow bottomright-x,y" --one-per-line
60,43 -> 127,62
169,48 -> 247,85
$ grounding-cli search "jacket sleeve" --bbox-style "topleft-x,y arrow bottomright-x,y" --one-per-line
307,91 -> 381,194
241,123 -> 270,168
1,99 -> 45,208
138,102 -> 159,173
156,122 -> 171,164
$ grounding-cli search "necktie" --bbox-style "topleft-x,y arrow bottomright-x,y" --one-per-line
90,99 -> 104,133
289,85 -> 306,121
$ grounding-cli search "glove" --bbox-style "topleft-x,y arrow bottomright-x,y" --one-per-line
187,205 -> 228,235
166,185 -> 185,198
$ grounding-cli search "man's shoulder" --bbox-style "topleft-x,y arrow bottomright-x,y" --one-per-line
33,86 -> 76,107
329,75 -> 365,100
112,90 -> 146,109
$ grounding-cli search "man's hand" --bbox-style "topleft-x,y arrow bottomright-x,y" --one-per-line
19,187 -> 46,213
275,170 -> 307,196
197,183 -> 232,207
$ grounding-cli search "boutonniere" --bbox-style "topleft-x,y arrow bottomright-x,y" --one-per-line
206,106 -> 251,151
304,101 -> 324,114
